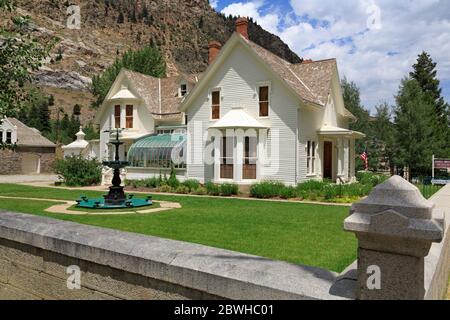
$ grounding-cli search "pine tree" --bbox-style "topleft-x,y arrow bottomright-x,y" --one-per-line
38,99 -> 51,133
410,52 -> 449,157
371,103 -> 395,172
341,78 -> 375,170
393,78 -> 434,179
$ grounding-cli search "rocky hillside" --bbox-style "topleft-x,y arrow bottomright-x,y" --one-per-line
10,0 -> 302,124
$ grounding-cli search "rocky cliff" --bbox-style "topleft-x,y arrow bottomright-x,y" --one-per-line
10,0 -> 302,123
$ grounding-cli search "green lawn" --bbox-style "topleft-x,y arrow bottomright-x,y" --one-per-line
0,183 -> 356,272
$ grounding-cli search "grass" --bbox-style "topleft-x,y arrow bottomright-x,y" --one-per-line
416,184 -> 442,199
0,183 -> 356,272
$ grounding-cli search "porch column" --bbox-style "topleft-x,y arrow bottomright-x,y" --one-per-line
235,129 -> 243,182
343,138 -> 349,181
337,138 -> 344,181
257,129 -> 267,180
349,138 -> 356,182
213,134 -> 220,182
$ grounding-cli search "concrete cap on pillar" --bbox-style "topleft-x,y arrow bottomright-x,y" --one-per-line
344,175 -> 443,249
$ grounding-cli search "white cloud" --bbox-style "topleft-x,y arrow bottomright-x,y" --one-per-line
221,0 -> 450,111
221,1 -> 280,34
210,0 -> 219,9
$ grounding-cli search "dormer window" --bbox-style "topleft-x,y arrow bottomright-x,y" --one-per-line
114,105 -> 121,128
126,105 -> 133,128
6,131 -> 12,144
180,83 -> 187,97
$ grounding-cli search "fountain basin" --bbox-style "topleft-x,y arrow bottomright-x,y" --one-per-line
76,196 -> 152,209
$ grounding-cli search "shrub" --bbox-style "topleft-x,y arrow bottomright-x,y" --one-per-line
250,181 -> 285,198
220,183 -> 239,196
54,156 -> 102,187
323,184 -> 339,200
193,186 -> 207,195
156,184 -> 172,193
182,179 -> 200,192
356,171 -> 388,186
279,186 -> 296,199
144,177 -> 160,188
175,185 -> 189,194
167,167 -> 180,188
296,180 -> 328,193
205,181 -> 220,196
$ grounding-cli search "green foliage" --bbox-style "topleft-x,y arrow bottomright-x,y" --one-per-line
167,166 -> 180,188
250,181 -> 285,199
393,78 -> 434,177
205,182 -> 220,196
193,186 -> 207,195
54,156 -> 102,187
91,46 -> 166,108
356,171 -> 389,186
0,5 -> 55,117
182,179 -> 200,192
279,186 -> 296,199
175,185 -> 189,194
410,52 -> 450,157
219,183 -> 239,196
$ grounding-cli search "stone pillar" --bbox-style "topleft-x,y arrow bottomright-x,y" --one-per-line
344,176 -> 443,300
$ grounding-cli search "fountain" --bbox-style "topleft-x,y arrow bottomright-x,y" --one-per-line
76,128 -> 152,209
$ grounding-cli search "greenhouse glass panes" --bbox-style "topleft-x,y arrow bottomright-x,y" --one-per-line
127,133 -> 186,168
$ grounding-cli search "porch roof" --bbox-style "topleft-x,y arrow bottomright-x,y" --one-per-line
208,107 -> 269,129
317,125 -> 365,138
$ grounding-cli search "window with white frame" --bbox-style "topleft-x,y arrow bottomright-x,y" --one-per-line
306,140 -> 316,174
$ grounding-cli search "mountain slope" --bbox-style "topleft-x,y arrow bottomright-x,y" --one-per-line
12,0 -> 302,123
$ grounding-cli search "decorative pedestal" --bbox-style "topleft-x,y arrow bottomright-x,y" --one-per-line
344,175 -> 443,300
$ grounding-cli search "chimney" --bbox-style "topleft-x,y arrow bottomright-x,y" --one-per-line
208,41 -> 222,64
236,17 -> 249,39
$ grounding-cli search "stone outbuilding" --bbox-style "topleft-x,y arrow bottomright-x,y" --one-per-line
0,117 -> 56,174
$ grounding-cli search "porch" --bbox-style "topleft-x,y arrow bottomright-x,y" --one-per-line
317,125 -> 365,183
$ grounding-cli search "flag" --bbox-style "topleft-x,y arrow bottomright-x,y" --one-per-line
360,151 -> 368,170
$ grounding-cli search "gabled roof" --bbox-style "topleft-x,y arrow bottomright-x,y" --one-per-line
5,118 -> 56,147
180,33 -> 339,111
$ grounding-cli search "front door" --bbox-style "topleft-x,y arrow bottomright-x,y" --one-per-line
323,141 -> 332,179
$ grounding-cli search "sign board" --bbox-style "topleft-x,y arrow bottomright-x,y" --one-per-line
434,159 -> 450,169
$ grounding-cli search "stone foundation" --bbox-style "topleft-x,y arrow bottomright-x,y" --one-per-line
0,147 -> 55,174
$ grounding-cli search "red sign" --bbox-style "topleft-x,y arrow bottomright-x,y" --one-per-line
434,159 -> 450,169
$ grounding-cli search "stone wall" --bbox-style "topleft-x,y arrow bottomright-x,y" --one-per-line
0,150 -> 21,175
0,211 -> 343,300
0,148 -> 55,175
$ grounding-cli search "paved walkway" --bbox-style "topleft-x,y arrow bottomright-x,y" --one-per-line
0,195 -> 181,215
0,174 -> 58,184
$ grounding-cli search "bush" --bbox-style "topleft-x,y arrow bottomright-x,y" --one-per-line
175,185 -> 189,194
144,177 -> 160,188
193,186 -> 207,195
156,184 -> 172,193
356,171 -> 388,186
205,181 -> 220,196
54,156 -> 102,187
250,181 -> 285,198
182,179 -> 200,192
219,183 -> 239,196
167,167 -> 180,188
280,186 -> 296,199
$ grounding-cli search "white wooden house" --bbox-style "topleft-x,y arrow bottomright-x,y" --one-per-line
92,17 -> 363,185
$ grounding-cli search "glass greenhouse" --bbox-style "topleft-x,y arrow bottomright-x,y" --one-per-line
127,133 -> 186,169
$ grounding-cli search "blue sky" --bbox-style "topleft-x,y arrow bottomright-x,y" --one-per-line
210,0 -> 450,113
